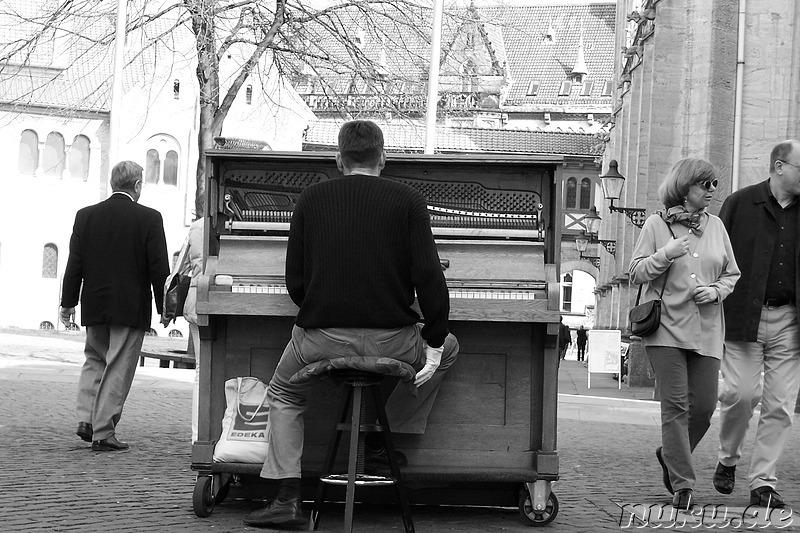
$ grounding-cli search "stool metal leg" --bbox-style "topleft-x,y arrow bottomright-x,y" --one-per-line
370,384 -> 415,533
344,385 -> 364,533
310,386 -> 354,531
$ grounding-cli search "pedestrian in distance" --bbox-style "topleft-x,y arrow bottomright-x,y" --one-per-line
629,158 -> 740,510
558,316 -> 571,362
60,161 -> 170,452
243,120 -> 460,528
714,139 -> 800,510
576,325 -> 588,362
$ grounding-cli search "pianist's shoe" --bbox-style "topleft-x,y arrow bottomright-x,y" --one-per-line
365,443 -> 408,472
244,496 -> 306,527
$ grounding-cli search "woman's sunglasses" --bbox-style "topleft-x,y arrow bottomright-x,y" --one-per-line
696,179 -> 718,191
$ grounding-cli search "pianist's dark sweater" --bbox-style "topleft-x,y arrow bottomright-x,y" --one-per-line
285,173 -> 450,348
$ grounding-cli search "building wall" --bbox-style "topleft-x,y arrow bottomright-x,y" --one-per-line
595,0 -> 800,331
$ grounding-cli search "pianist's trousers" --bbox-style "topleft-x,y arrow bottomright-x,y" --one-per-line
261,324 -> 459,479
76,325 -> 145,441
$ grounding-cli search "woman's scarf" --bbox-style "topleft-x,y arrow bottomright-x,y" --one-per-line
659,205 -> 705,234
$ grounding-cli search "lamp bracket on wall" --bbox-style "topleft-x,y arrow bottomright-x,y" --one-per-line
598,239 -> 617,256
608,201 -> 647,228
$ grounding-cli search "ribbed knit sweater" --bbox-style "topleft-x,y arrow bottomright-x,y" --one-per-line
285,174 -> 450,347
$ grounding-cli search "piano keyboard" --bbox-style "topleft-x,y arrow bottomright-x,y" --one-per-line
220,279 -> 539,300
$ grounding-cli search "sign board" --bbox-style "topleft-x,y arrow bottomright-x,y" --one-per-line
587,329 -> 622,389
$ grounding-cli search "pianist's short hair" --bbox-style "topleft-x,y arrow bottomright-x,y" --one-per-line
110,161 -> 144,193
338,120 -> 384,168
658,158 -> 718,208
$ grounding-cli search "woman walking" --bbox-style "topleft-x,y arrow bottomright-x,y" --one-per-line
629,158 -> 740,509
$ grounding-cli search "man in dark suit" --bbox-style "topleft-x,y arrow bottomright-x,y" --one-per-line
60,161 -> 169,451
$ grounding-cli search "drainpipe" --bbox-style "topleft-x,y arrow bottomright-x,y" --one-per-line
731,0 -> 746,191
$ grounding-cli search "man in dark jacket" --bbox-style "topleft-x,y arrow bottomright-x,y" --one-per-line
714,139 -> 800,509
60,161 -> 169,452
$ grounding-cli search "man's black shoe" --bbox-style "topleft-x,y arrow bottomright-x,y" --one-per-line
91,436 -> 129,451
243,498 -> 306,527
76,422 -> 93,443
713,462 -> 735,494
750,486 -> 788,508
656,447 -> 673,494
365,445 -> 408,471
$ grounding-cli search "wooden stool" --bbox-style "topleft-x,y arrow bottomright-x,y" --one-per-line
290,357 -> 416,533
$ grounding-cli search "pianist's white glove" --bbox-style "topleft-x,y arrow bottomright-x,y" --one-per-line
414,342 -> 444,387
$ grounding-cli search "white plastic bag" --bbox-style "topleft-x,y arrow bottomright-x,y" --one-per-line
213,377 -> 269,463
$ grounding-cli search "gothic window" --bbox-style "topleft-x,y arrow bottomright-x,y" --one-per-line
42,243 -> 58,278
566,177 -> 577,208
246,85 -> 252,105
580,178 -> 591,209
461,60 -> 477,93
43,132 -> 65,177
18,129 -> 38,175
173,79 -> 180,99
163,150 -> 178,186
145,149 -> 160,184
68,135 -> 90,180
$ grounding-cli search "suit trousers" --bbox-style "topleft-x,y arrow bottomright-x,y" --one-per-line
77,325 -> 145,441
261,324 -> 459,479
718,304 -> 800,490
648,346 -> 720,492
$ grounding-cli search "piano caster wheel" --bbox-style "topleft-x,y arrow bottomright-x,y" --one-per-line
193,475 -> 215,517
518,486 -> 558,526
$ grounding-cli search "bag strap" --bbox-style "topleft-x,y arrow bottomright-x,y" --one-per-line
635,219 -> 677,305
236,377 -> 269,422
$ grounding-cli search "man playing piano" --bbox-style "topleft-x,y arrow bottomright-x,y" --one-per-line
244,120 -> 460,528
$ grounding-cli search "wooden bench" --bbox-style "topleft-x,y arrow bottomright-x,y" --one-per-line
139,336 -> 196,369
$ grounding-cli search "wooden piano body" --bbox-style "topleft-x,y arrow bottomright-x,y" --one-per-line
193,151 -> 563,516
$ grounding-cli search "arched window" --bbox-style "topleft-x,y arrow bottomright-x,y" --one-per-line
145,149 -> 160,184
579,178 -> 591,209
246,85 -> 253,105
43,132 -> 66,177
173,79 -> 180,99
18,129 -> 39,175
144,134 -> 180,186
42,243 -> 58,278
566,177 -> 577,209
562,272 -> 573,313
69,135 -> 90,180
163,150 -> 178,186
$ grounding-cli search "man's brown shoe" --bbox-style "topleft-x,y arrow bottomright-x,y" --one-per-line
713,462 -> 735,494
92,436 -> 129,451
243,497 -> 306,527
750,487 -> 788,508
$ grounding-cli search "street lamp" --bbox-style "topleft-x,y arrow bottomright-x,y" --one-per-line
583,205 -> 602,235
575,230 -> 616,257
599,160 -> 647,228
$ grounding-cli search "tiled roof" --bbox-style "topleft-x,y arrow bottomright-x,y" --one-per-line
304,120 -> 599,156
480,3 -> 616,107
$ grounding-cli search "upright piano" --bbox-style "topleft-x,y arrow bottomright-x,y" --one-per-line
193,150 -> 563,522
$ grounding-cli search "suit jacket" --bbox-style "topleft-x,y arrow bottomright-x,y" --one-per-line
719,179 -> 800,341
61,193 -> 170,329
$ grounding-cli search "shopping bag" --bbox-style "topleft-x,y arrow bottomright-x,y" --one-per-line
213,377 -> 270,463
162,273 -> 190,322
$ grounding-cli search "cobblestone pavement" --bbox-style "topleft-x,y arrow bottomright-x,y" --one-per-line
1,330 -> 799,532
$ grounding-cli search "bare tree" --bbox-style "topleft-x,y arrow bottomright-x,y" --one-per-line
0,0 -> 450,216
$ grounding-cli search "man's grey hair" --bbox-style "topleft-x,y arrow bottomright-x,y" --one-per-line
110,161 -> 143,192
